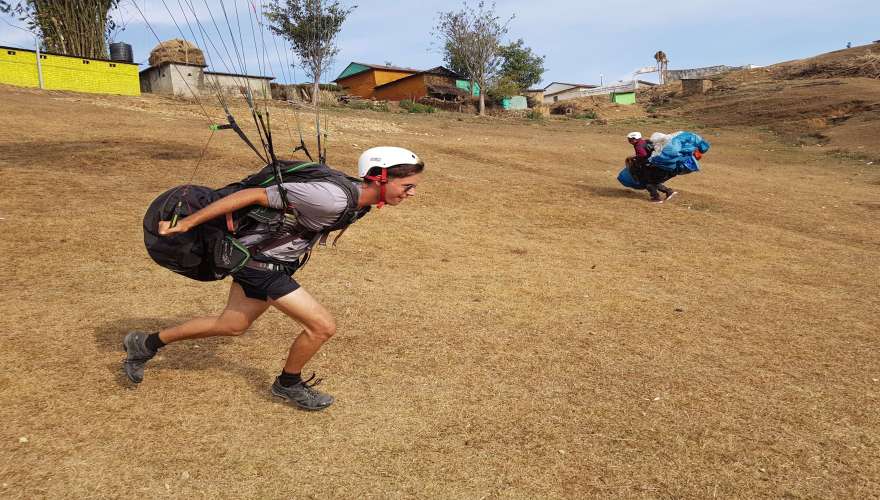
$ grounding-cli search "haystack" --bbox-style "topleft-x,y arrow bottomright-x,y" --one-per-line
149,39 -> 206,67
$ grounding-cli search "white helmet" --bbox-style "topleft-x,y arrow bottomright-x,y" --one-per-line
627,131 -> 642,140
357,146 -> 422,178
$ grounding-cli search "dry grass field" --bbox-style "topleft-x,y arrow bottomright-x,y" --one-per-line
1,77 -> 878,499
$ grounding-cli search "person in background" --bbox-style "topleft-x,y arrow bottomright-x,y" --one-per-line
626,131 -> 677,203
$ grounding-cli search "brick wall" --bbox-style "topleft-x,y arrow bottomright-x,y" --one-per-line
0,47 -> 40,87
0,46 -> 140,96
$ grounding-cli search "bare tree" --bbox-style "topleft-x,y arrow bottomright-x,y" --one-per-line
264,0 -> 355,109
264,0 -> 355,161
0,0 -> 123,59
434,1 -> 511,115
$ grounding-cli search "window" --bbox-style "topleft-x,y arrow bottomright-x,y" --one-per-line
82,60 -> 90,64
7,50 -> 16,55
109,63 -> 116,68
40,55 -> 47,59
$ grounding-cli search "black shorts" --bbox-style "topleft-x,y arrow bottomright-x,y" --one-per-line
232,265 -> 300,301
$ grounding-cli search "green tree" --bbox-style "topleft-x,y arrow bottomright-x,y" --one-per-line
0,0 -> 123,59
485,76 -> 519,104
497,39 -> 545,92
442,40 -> 469,78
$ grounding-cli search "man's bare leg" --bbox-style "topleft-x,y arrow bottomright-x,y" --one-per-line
123,283 -> 268,383
270,287 -> 336,374
268,287 -> 337,410
158,283 -> 270,343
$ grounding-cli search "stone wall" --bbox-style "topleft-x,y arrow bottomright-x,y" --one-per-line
666,65 -> 751,82
681,79 -> 713,95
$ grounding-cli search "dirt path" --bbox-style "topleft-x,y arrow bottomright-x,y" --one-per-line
1,84 -> 878,498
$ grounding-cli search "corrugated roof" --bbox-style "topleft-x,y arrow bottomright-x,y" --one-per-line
355,62 -> 421,72
543,82 -> 596,91
545,84 -> 601,97
335,61 -> 421,81
373,66 -> 464,90
205,70 -> 274,80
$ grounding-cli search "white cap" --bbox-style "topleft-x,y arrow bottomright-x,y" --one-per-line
357,146 -> 422,178
627,132 -> 642,140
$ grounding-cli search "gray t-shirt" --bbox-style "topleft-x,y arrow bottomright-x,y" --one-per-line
237,181 -> 358,262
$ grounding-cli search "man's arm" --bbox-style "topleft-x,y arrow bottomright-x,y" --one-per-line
159,188 -> 270,236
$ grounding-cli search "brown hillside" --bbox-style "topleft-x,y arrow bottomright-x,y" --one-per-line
642,43 -> 880,161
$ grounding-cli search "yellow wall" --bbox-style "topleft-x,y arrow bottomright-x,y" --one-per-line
0,47 -> 41,87
337,68 -> 415,99
373,69 -> 414,86
0,47 -> 140,96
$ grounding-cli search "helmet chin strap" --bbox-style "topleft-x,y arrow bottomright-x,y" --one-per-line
364,168 -> 389,208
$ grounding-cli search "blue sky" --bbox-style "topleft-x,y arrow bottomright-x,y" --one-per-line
1,0 -> 878,87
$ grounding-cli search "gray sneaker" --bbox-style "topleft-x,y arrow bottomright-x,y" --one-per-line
271,374 -> 334,411
122,331 -> 157,384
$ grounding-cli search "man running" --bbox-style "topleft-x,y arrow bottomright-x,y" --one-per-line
626,131 -> 677,203
124,146 -> 424,411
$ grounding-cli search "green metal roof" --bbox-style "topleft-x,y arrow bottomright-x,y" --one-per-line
335,63 -> 370,81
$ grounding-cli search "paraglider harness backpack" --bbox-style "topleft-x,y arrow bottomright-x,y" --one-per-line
143,160 -> 369,282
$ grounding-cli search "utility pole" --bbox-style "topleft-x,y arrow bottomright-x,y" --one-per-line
35,35 -> 44,89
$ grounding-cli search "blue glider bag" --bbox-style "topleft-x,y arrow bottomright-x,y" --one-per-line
617,167 -> 645,189
650,131 -> 710,174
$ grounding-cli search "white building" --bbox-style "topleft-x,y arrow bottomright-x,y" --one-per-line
542,82 -> 597,104
543,80 -> 658,104
139,62 -> 273,99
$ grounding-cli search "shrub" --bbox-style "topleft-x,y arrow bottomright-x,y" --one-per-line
345,99 -> 389,111
526,109 -> 544,121
400,99 -> 436,113
346,101 -> 389,112
574,110 -> 597,120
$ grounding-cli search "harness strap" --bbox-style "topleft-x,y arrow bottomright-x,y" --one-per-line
252,227 -> 318,254
242,168 -> 365,263
331,226 -> 350,247
244,260 -> 291,273
364,168 -> 388,209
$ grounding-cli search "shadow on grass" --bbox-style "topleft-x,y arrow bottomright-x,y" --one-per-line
576,184 -> 647,200
95,317 -> 275,401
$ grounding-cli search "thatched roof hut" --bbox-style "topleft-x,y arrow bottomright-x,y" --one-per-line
149,39 -> 205,67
